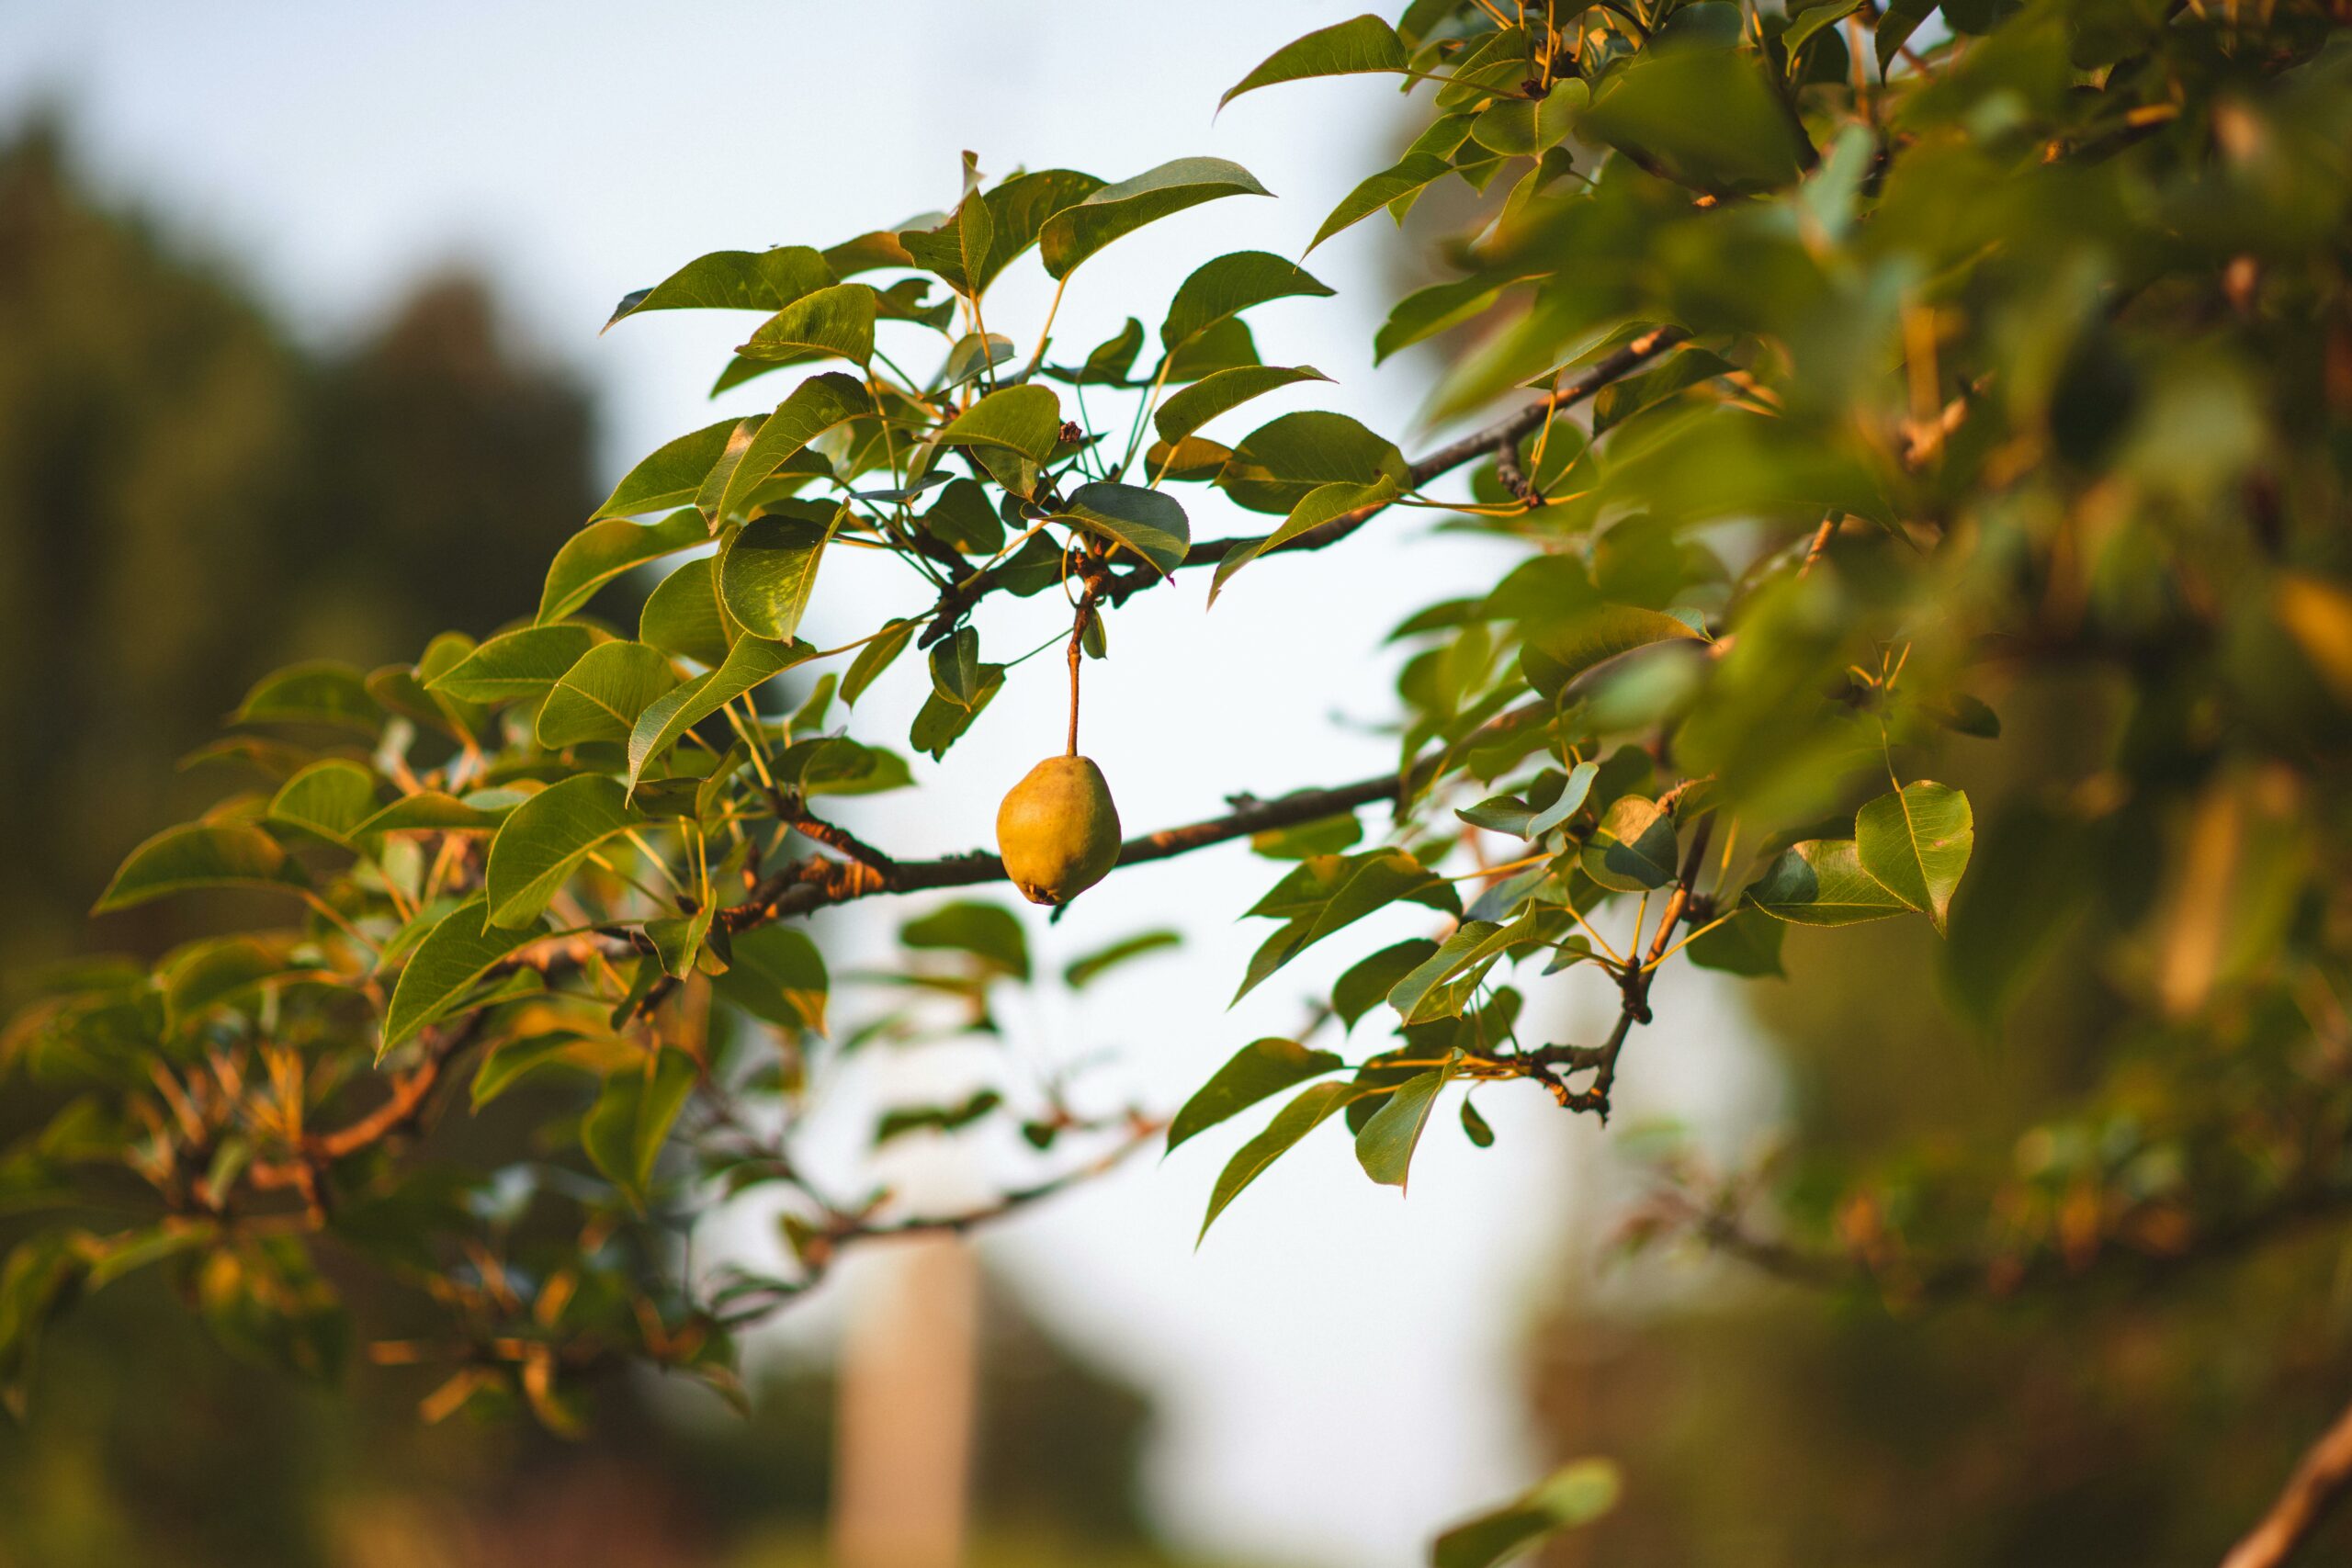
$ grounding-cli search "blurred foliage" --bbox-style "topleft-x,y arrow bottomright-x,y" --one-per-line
4,0 -> 2352,1558
0,122 -> 594,971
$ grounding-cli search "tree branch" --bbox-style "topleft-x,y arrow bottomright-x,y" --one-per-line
2224,1393 -> 2352,1568
932,326 -> 1688,632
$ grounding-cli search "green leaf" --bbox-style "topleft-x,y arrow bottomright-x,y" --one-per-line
900,195 -> 994,298
909,664 -> 1003,759
160,934 -> 304,1030
1159,252 -> 1333,350
1055,483 -> 1189,576
427,625 -> 603,705
1154,365 -> 1330,447
1374,276 -> 1525,364
483,776 -> 640,930
712,926 -> 829,1033
876,1089 -> 1005,1145
842,619 -> 916,705
381,895 -> 549,1050
605,245 -> 831,328
627,635 -> 812,796
712,373 -> 872,526
639,557 -> 734,667
1040,157 -> 1271,279
1388,919 -> 1538,1024
265,761 -> 379,847
718,507 -> 843,641
1468,79 -> 1585,156
1233,852 -> 1456,1002
1460,1099 -> 1495,1148
537,509 -> 708,624
1580,796 -> 1680,892
1219,14 -> 1408,108
929,626 -> 984,708
975,169 -> 1105,293
354,792 -> 510,837
582,1049 -> 698,1207
1219,410 -> 1406,514
94,823 -> 309,913
1209,477 -> 1398,603
1167,1038 -> 1342,1154
1308,153 -> 1454,253
1745,840 -> 1909,926
1199,1079 -> 1360,1240
1580,45 -> 1809,194
1876,0 -> 1938,71
1521,604 -> 1705,702
592,419 -> 739,520
936,332 -> 1014,394
1354,1059 -> 1453,1190
901,901 -> 1029,980
1334,939 -> 1440,1031
1064,317 -> 1145,384
536,641 -> 681,750
936,384 -> 1063,464
234,661 -> 382,734
1685,907 -> 1786,976
1063,930 -> 1182,990
470,1032 -> 587,1110
1854,782 -> 1974,934
1433,1459 -> 1623,1568
736,282 -> 876,367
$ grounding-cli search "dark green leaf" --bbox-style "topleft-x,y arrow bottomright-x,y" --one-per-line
936,384 -> 1063,465
1219,411 -> 1406,514
1308,154 -> 1454,253
605,246 -> 831,328
1355,1059 -> 1453,1189
1154,365 -> 1331,446
712,374 -> 872,525
1219,15 -> 1409,108
718,507 -> 843,641
1040,157 -> 1271,279
1745,840 -> 1909,926
1168,1037 -> 1342,1154
1199,1079 -> 1359,1240
1055,483 -> 1190,576
1580,796 -> 1680,892
537,509 -> 707,624
482,776 -> 641,930
1159,252 -> 1333,349
582,1050 -> 698,1207
713,926 -> 829,1033
382,895 -> 549,1049
94,823 -> 309,913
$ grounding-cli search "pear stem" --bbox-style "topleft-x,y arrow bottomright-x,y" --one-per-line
1065,605 -> 1084,758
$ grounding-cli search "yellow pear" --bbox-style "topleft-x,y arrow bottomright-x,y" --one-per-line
996,755 -> 1122,906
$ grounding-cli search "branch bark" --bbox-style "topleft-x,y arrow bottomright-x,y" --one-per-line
2224,1394 -> 2352,1568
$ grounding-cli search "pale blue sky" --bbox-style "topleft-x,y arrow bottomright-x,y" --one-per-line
0,6 -> 1780,1562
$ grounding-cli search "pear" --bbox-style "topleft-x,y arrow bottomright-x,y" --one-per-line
996,755 -> 1122,905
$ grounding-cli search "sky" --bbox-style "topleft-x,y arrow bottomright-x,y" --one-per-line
0,5 -> 1785,1562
